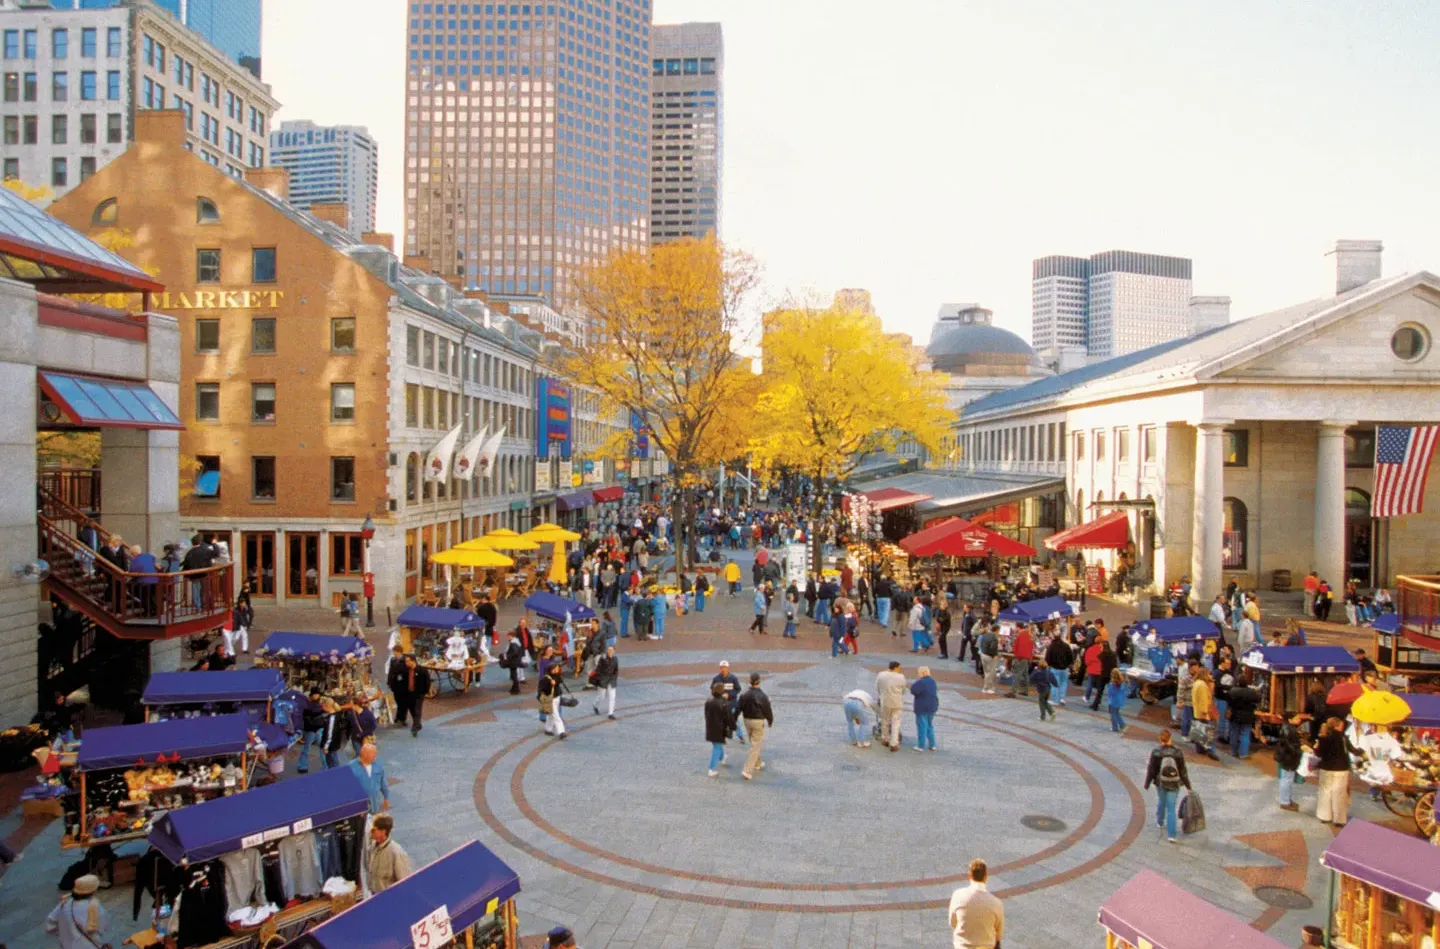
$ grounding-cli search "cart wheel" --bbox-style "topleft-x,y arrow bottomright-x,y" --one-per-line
1139,684 -> 1157,705
453,672 -> 470,694
1379,788 -> 1410,818
1416,790 -> 1436,838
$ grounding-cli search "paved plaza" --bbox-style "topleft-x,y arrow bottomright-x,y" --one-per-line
0,562 -> 1408,948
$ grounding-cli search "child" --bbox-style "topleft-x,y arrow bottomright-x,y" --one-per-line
1031,659 -> 1054,721
1106,668 -> 1128,732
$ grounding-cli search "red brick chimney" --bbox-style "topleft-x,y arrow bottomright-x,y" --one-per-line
244,167 -> 290,200
361,233 -> 394,252
308,202 -> 349,228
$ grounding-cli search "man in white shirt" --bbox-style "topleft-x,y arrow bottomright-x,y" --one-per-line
874,661 -> 907,752
948,859 -> 1004,949
843,689 -> 876,747
1208,595 -> 1228,629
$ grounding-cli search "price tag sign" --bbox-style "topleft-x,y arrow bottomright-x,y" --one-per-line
291,817 -> 313,834
411,905 -> 453,949
240,832 -> 264,849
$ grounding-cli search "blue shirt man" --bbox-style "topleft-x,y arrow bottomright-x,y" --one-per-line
348,745 -> 390,814
650,590 -> 668,639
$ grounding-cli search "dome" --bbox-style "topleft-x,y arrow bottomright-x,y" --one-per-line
926,323 -> 1037,359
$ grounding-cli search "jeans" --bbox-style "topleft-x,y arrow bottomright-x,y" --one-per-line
652,611 -> 665,638
709,742 -> 725,771
1216,699 -> 1229,741
816,599 -> 831,626
910,629 -> 929,651
619,606 -> 631,638
1109,707 -> 1125,731
1278,768 -> 1296,805
1010,658 -> 1031,696
297,730 -> 323,772
1051,668 -> 1069,703
1038,694 -> 1054,719
844,698 -> 868,743
695,591 -> 706,612
831,637 -> 846,657
783,620 -> 796,637
1155,787 -> 1179,838
1229,724 -> 1252,758
875,597 -> 891,627
1179,705 -> 1194,740
323,750 -> 340,769
914,713 -> 936,750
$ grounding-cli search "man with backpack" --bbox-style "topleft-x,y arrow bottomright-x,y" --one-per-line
1143,728 -> 1192,843
978,624 -> 1001,693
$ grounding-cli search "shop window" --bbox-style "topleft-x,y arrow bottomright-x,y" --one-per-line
330,384 -> 355,422
331,317 -> 356,353
406,453 -> 419,502
1222,497 -> 1247,569
195,455 -> 220,498
196,196 -> 220,223
1223,429 -> 1249,467
251,247 -> 276,283
194,382 -> 219,420
1346,428 -> 1375,468
195,319 -> 220,353
251,456 -> 275,499
251,317 -> 275,354
251,383 -> 276,422
406,325 -> 420,366
405,384 -> 419,428
196,247 -> 221,282
331,533 -> 364,576
91,197 -> 117,225
331,456 -> 355,501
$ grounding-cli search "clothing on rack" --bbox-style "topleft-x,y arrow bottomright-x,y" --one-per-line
132,847 -> 176,921
259,842 -> 286,907
175,863 -> 228,949
315,824 -> 342,880
334,815 -> 363,882
277,832 -> 323,901
218,848 -> 264,910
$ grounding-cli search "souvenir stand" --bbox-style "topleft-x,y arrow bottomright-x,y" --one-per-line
253,633 -> 374,696
130,767 -> 370,949
1372,613 -> 1440,684
523,591 -> 597,674
1098,868 -> 1291,949
285,840 -> 522,949
1371,693 -> 1439,839
142,670 -> 285,724
62,713 -> 253,850
1239,646 -> 1360,726
1320,820 -> 1440,949
1126,616 -> 1222,705
995,595 -> 1074,670
396,605 -> 489,696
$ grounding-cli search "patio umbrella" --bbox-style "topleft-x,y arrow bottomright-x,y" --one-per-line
1327,681 -> 1367,705
1350,691 -> 1412,726
473,532 -> 540,551
524,526 -> 581,543
430,548 -> 515,568
548,541 -> 569,585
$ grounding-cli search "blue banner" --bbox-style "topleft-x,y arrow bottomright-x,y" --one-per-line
535,377 -> 572,459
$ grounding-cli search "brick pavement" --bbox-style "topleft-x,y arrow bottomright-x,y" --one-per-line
0,554 -> 1408,948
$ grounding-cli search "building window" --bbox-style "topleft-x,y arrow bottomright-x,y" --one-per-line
195,382 -> 219,420
195,319 -> 220,353
331,457 -> 356,501
50,157 -> 66,187
251,317 -> 276,354
5,156 -> 23,178
105,69 -> 118,99
423,387 -> 435,428
406,384 -> 419,427
1094,430 -> 1106,461
331,317 -> 356,353
1115,428 -> 1130,463
251,247 -> 276,283
330,384 -> 355,422
1074,432 -> 1085,461
1141,427 -> 1157,463
1,116 -> 14,145
80,28 -> 96,58
52,29 -> 67,59
106,27 -> 120,58
437,338 -> 449,374
251,383 -> 276,422
106,112 -> 121,142
1223,429 -> 1249,467
1346,428 -> 1376,469
331,533 -> 364,576
196,248 -> 221,282
1222,497 -> 1248,569
423,331 -> 435,369
80,70 -> 95,100
195,455 -> 220,498
196,196 -> 220,223
1391,323 -> 1430,362
22,114 -> 36,143
79,112 -> 95,143
406,325 -> 420,365
251,456 -> 276,500
52,71 -> 66,101
51,113 -> 66,144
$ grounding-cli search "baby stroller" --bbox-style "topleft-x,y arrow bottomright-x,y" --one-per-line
872,717 -> 902,746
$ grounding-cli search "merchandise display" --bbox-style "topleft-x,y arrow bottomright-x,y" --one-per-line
1321,820 -> 1440,949
253,633 -> 374,695
142,670 -> 285,724
1240,646 -> 1361,724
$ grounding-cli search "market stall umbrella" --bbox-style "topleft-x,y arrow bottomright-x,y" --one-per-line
1350,690 -> 1412,725
1327,681 -> 1367,705
524,525 -> 581,542
460,532 -> 539,551
899,518 -> 1036,558
429,548 -> 515,568
548,539 -> 569,584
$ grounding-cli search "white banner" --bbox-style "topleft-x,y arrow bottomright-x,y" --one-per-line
559,459 -> 574,488
453,426 -> 489,481
424,424 -> 464,483
536,462 -> 552,493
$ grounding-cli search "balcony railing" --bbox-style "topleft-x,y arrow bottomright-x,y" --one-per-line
39,468 -> 101,516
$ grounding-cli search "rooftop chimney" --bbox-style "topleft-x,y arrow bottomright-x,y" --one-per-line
1188,295 -> 1231,335
361,232 -> 394,252
308,202 -> 349,228
1329,240 -> 1383,295
243,167 -> 289,201
133,109 -> 186,148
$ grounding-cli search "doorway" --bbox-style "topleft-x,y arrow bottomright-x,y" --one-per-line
1345,488 -> 1373,588
243,532 -> 275,598
287,532 -> 320,598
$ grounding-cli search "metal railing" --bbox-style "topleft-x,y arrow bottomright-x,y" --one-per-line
1397,575 -> 1440,642
38,468 -> 101,514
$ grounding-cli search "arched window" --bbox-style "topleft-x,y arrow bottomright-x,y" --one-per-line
92,198 -> 118,226
1345,488 -> 1370,519
1223,497 -> 1248,569
196,197 -> 220,223
406,453 -> 419,503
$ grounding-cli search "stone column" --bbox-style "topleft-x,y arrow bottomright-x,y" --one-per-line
1314,422 -> 1352,589
0,280 -> 40,724
99,427 -> 180,553
1191,421 -> 1228,604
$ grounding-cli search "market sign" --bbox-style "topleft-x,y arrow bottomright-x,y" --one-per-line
154,289 -> 285,310
534,377 -> 572,459
631,410 -> 650,459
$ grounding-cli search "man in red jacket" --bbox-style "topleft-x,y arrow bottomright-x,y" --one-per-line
1006,626 -> 1036,698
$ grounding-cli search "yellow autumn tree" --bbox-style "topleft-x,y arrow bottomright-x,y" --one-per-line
751,303 -> 954,569
568,235 -> 761,569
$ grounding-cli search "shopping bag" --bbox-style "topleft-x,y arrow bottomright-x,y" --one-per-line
1178,790 -> 1206,835
1296,751 -> 1318,780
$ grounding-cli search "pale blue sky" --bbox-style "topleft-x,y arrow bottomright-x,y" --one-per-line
263,0 -> 1440,344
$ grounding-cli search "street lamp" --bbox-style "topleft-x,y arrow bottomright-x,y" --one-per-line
361,514 -> 376,628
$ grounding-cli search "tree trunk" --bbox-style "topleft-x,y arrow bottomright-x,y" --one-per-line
808,469 -> 826,575
670,484 -> 686,577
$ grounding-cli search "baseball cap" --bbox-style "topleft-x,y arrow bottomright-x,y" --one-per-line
719,660 -> 730,667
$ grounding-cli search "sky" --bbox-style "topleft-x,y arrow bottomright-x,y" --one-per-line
263,0 -> 1440,346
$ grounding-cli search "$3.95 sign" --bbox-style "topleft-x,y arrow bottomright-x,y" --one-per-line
411,905 -> 453,948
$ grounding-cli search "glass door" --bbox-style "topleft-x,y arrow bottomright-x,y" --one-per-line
243,532 -> 275,598
286,532 -> 320,598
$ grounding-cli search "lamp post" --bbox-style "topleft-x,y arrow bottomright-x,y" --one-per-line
361,514 -> 376,628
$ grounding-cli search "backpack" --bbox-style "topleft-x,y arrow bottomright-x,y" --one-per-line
1157,750 -> 1182,790
1178,790 -> 1206,834
981,634 -> 999,658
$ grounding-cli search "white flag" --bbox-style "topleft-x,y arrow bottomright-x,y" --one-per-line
476,427 -> 507,480
424,424 -> 464,483
453,426 -> 489,481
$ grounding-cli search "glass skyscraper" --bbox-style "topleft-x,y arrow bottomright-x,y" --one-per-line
404,0 -> 652,309
50,0 -> 261,77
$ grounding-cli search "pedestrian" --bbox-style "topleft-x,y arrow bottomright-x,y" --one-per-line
1315,716 -> 1360,826
630,591 -> 652,641
828,608 -> 848,658
1106,668 -> 1127,732
724,559 -> 741,595
978,624 -> 1001,693
592,645 -> 619,720
907,597 -> 928,653
365,814 -> 411,895
736,673 -> 773,780
1214,656 -> 1235,744
694,571 -> 709,612
398,655 -> 430,737
910,666 -> 938,752
501,631 -> 526,695
875,661 -> 907,752
348,741 -> 391,813
599,610 -> 618,650
1175,656 -> 1196,736
1225,671 -> 1261,758
225,596 -> 251,655
1189,664 -> 1219,760
1143,728 -> 1191,843
1274,707 -> 1303,811
45,873 -> 108,949
874,575 -> 892,628
947,859 -> 1004,949
385,646 -> 412,728
538,663 -> 570,740
319,697 -> 347,769
340,592 -> 361,636
1085,637 -> 1115,711
297,689 -> 326,774
704,682 -> 733,777
1044,628 -> 1072,706
843,605 -> 860,655
748,584 -> 769,635
344,695 -> 377,758
843,688 -> 875,747
1032,659 -> 1055,721
1006,624 -> 1034,698
936,598 -> 953,659
712,660 -> 744,744
782,592 -> 799,638
618,587 -> 634,639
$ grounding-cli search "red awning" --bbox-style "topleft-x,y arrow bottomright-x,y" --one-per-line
901,518 -> 1036,558
1044,511 -> 1130,551
863,486 -> 933,512
592,486 -> 624,502
39,371 -> 183,430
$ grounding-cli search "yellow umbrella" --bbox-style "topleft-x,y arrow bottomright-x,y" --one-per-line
524,526 -> 581,543
528,522 -> 566,534
473,531 -> 540,551
430,548 -> 515,568
1351,690 -> 1412,726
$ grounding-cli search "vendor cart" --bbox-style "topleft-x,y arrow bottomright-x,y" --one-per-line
253,633 -> 374,696
1372,692 -> 1440,839
287,839 -> 522,949
396,605 -> 489,697
1097,868 -> 1290,949
1372,612 -> 1440,683
997,595 -> 1074,625
1321,820 -> 1440,949
1239,646 -> 1360,726
142,669 -> 284,724
524,591 -> 597,674
64,713 -> 253,850
1127,616 -> 1222,705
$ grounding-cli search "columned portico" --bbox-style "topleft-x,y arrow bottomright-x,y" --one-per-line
1314,421 -> 1352,591
1191,420 -> 1230,603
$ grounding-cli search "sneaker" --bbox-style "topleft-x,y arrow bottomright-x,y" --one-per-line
912,746 -> 923,752
608,714 -> 617,721
557,733 -> 568,741
741,771 -> 752,780
1166,837 -> 1178,844
1279,802 -> 1299,811
720,755 -> 728,766
593,706 -> 601,716
758,761 -> 765,770
859,742 -> 872,748
707,769 -> 719,778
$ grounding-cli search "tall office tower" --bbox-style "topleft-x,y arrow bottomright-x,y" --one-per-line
269,120 -> 379,234
649,21 -> 720,242
1,0 -> 276,194
47,0 -> 261,77
403,0 -> 652,311
1031,250 -> 1193,360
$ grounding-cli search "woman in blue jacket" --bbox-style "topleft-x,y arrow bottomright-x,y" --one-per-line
909,667 -> 939,751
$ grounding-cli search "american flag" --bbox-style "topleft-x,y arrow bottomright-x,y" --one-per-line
1373,425 -> 1440,517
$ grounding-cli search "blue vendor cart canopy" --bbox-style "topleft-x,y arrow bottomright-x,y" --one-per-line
1396,692 -> 1440,728
1247,646 -> 1360,674
996,595 -> 1073,624
149,766 -> 368,865
523,591 -> 596,622
142,669 -> 284,706
1098,869 -> 1289,949
1133,616 -> 1222,643
1372,612 -> 1400,634
256,632 -> 373,660
396,605 -> 484,631
288,841 -> 521,949
1321,820 -> 1440,909
77,713 -> 252,772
